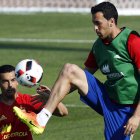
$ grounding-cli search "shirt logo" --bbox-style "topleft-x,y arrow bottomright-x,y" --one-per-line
101,64 -> 110,74
0,115 -> 7,121
29,121 -> 38,128
114,54 -> 121,59
45,113 -> 49,117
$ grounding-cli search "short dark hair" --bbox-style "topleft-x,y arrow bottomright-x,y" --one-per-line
0,65 -> 15,74
91,2 -> 118,25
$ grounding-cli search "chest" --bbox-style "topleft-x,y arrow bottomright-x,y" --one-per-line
93,41 -> 132,75
0,104 -> 19,127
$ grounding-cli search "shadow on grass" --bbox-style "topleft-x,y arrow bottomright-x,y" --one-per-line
0,43 -> 90,52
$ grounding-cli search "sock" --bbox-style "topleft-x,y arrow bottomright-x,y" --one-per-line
37,108 -> 52,127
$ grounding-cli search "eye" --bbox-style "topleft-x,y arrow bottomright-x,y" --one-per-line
1,80 -> 8,84
11,78 -> 16,82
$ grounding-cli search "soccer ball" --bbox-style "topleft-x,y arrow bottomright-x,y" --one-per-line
15,59 -> 43,87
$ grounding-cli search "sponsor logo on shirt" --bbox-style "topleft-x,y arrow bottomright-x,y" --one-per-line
0,123 -> 29,139
101,64 -> 110,74
2,131 -> 28,139
107,72 -> 124,79
101,64 -> 124,82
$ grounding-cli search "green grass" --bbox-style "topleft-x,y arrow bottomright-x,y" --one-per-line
0,13 -> 140,140
0,13 -> 93,39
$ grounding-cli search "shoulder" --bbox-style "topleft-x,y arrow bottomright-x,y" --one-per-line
17,92 -> 31,98
16,92 -> 32,103
126,26 -> 140,40
128,32 -> 140,45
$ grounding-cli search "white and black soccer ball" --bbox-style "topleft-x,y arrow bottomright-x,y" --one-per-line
15,59 -> 43,87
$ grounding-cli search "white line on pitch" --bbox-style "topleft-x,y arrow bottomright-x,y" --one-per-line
0,38 -> 94,44
65,104 -> 88,108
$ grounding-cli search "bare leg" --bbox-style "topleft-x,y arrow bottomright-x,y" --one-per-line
44,63 -> 88,113
12,63 -> 89,133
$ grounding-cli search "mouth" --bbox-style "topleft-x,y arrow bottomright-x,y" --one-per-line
4,88 -> 16,98
6,88 -> 16,94
96,32 -> 101,36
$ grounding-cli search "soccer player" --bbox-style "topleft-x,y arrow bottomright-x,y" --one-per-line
0,64 -> 68,140
13,2 -> 140,140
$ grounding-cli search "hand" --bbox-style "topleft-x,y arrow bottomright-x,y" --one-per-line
36,85 -> 51,95
124,115 -> 140,135
31,85 -> 51,109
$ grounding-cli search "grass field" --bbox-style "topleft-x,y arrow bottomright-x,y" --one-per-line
0,13 -> 140,140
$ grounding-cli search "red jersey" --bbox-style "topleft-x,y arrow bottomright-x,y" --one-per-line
85,33 -> 140,70
0,92 -> 42,140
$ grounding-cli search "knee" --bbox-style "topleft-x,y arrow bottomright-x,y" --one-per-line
61,63 -> 78,79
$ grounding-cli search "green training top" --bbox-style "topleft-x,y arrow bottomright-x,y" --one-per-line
92,27 -> 140,104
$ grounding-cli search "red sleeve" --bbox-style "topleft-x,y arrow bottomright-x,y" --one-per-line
16,93 -> 43,112
127,33 -> 140,69
84,51 -> 98,69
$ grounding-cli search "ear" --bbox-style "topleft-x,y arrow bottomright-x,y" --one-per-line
109,18 -> 115,27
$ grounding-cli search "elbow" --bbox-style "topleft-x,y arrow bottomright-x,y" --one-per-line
53,103 -> 68,117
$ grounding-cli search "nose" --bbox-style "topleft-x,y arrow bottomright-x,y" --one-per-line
94,25 -> 98,31
8,81 -> 13,87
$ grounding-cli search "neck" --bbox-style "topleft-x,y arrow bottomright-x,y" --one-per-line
111,27 -> 121,38
104,27 -> 121,43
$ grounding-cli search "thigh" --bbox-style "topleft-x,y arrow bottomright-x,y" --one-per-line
80,70 -> 105,115
70,64 -> 89,96
80,70 -> 134,140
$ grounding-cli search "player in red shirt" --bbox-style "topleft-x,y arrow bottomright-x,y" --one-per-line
0,64 -> 68,140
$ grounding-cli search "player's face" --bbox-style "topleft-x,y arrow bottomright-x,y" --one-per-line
0,71 -> 18,98
92,12 -> 112,40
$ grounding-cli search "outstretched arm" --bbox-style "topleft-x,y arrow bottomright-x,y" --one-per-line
53,102 -> 68,117
31,85 -> 68,117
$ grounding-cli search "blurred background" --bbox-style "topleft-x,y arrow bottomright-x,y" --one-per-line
0,0 -> 140,15
0,0 -> 140,140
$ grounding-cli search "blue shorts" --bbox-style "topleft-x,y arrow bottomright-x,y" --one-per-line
80,70 -> 135,140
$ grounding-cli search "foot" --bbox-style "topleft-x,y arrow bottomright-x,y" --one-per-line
13,106 -> 45,134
